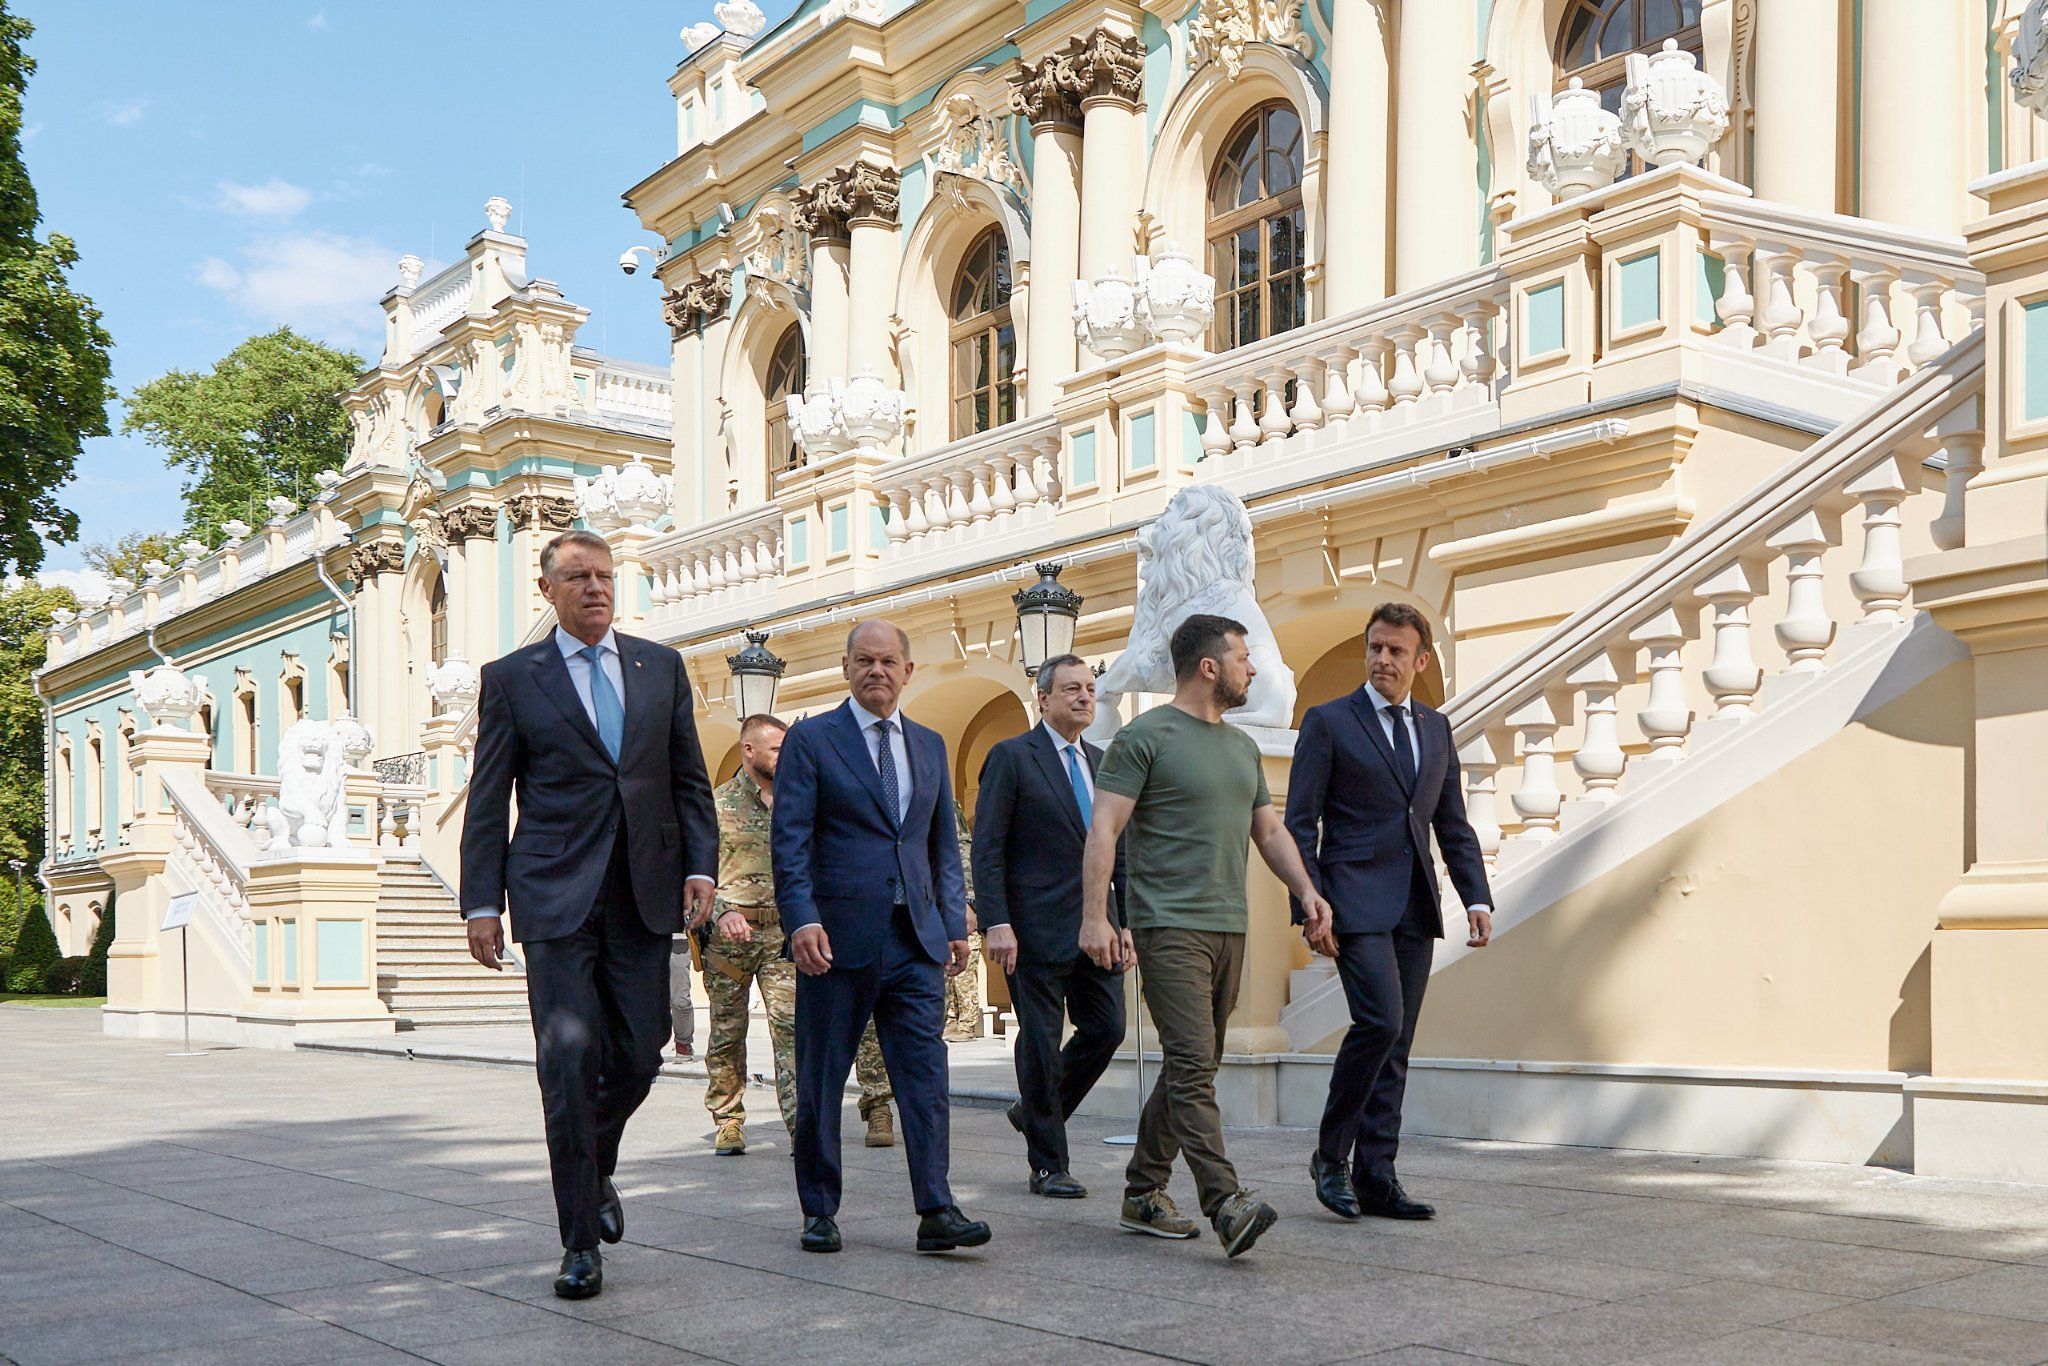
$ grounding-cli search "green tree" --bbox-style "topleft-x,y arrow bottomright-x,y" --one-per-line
122,329 -> 364,546
0,580 -> 72,873
81,529 -> 180,582
4,898 -> 57,992
0,3 -> 115,575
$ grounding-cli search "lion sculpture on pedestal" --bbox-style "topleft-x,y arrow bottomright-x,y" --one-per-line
262,720 -> 352,852
1086,483 -> 1296,745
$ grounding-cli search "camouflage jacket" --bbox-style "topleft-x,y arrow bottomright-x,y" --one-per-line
713,767 -> 778,925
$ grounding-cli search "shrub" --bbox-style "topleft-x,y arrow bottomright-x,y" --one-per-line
40,955 -> 87,995
3,905 -> 59,993
81,895 -> 115,996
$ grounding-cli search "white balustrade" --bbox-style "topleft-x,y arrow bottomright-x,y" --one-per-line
874,416 -> 1062,562
1505,697 -> 1563,841
594,363 -> 675,425
407,262 -> 476,348
1696,562 -> 1764,718
377,785 -> 426,849
1458,735 -> 1503,866
643,503 -> 785,613
1565,655 -> 1626,802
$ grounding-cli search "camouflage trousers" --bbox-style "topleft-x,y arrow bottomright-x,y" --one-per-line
702,923 -> 892,1130
944,933 -> 984,1040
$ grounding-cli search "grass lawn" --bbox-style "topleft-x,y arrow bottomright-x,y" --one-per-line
0,994 -> 105,1008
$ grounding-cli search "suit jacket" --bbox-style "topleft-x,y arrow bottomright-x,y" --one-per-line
971,726 -> 1127,966
770,699 -> 968,969
1284,687 -> 1492,938
459,631 -> 718,943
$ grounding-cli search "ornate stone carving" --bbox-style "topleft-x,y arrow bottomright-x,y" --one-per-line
836,370 -> 907,447
662,268 -> 735,340
221,519 -> 253,544
128,664 -> 199,732
1187,0 -> 1313,78
505,493 -> 578,531
1087,484 -> 1296,744
1033,30 -> 1146,112
177,539 -> 208,566
264,495 -> 298,524
347,540 -> 405,585
714,0 -> 765,38
1073,270 -> 1148,360
1622,39 -> 1730,169
331,713 -> 374,769
441,504 -> 499,541
397,254 -> 424,289
681,20 -> 720,51
260,721 -> 352,852
820,0 -> 884,24
1010,53 -> 1084,131
929,91 -> 1025,194
425,654 -> 481,720
796,162 -> 901,244
1528,77 -> 1625,198
2015,0 -> 2048,113
742,204 -> 810,307
1138,244 -> 1216,347
484,196 -> 514,233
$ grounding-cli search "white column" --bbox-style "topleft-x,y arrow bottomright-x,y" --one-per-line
1322,0 -> 1392,311
1392,0 -> 1477,291
1024,117 -> 1083,409
1751,0 -> 1843,214
808,233 -> 851,380
1860,0 -> 1968,236
1075,32 -> 1147,284
848,214 -> 901,382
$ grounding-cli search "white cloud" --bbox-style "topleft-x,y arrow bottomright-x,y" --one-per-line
102,98 -> 148,127
35,568 -> 111,602
193,231 -> 400,345
216,178 -> 313,218
21,124 -> 39,143
307,8 -> 329,29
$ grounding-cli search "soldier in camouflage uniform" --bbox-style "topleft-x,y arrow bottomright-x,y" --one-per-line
703,716 -> 894,1156
943,801 -> 984,1041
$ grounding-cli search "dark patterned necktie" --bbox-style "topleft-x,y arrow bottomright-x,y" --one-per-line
874,717 -> 901,827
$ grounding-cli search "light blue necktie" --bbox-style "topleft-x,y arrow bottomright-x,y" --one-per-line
579,644 -> 624,763
1063,743 -> 1093,827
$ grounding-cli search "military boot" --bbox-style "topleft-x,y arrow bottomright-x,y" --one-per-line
865,1106 -> 896,1148
714,1121 -> 746,1156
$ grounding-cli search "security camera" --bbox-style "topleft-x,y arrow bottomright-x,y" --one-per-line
619,249 -> 642,275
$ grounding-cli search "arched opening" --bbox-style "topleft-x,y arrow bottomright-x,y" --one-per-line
423,390 -> 447,430
428,572 -> 449,667
949,227 -> 1017,439
233,674 -> 257,774
85,731 -> 104,838
113,714 -> 134,831
1555,0 -> 1704,138
764,323 -> 807,477
55,734 -> 72,848
1207,101 -> 1308,352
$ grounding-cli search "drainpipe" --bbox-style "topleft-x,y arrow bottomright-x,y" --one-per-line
32,667 -> 54,897
313,530 -> 357,716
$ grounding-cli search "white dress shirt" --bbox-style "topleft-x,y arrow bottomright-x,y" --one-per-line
1041,720 -> 1095,815
1367,682 -> 1488,916
847,696 -> 913,823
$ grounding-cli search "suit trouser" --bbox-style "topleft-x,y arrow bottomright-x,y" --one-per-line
1125,927 -> 1244,1218
1007,952 -> 1125,1176
793,907 -> 953,1218
522,839 -> 670,1251
1319,906 -> 1435,1186
668,937 -> 696,1049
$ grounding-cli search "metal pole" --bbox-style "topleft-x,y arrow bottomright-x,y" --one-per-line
181,926 -> 191,1055
1104,963 -> 1143,1147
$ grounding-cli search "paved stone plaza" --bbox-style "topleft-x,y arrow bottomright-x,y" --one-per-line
9,1006 -> 2048,1365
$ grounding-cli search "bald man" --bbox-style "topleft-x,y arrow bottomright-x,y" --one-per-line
770,620 -> 990,1256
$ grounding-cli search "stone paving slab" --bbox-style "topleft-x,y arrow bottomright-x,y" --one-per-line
8,1006 -> 2048,1364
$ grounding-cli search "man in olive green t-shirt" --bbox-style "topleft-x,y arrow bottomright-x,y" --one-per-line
1081,613 -> 1332,1259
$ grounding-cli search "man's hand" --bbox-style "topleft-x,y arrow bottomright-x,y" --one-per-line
790,924 -> 833,975
466,915 -> 506,971
984,923 -> 1018,974
1300,889 -> 1338,957
1466,906 -> 1493,949
947,939 -> 972,977
1117,928 -> 1137,973
684,878 -> 716,930
965,906 -> 978,936
716,910 -> 751,943
1079,913 -> 1118,972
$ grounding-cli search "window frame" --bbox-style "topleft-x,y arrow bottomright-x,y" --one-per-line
764,324 -> 807,476
1205,100 -> 1310,353
948,226 -> 1018,441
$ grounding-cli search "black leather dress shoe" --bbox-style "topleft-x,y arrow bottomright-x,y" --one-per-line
915,1205 -> 992,1252
554,1248 -> 603,1299
1005,1101 -> 1025,1134
1030,1169 -> 1087,1199
598,1178 -> 624,1244
1310,1151 -> 1361,1219
1358,1176 -> 1435,1220
801,1215 -> 842,1253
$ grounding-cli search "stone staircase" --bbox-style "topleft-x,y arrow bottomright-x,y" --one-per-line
375,856 -> 529,1028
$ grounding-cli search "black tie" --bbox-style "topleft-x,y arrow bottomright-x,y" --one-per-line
874,717 -> 901,828
1384,703 -> 1417,783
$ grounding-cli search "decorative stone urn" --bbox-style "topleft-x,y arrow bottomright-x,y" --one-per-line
221,520 -> 252,545
484,196 -> 514,233
141,559 -> 171,585
714,0 -> 766,38
1140,245 -> 1217,348
1622,39 -> 1729,169
786,384 -> 852,462
397,254 -> 424,288
681,20 -> 721,50
837,370 -> 907,450
1527,78 -> 1624,197
178,539 -> 208,565
265,495 -> 297,523
573,469 -> 626,531
314,469 -> 343,499
425,655 -> 481,720
1073,270 -> 1149,360
612,458 -> 672,527
128,663 -> 199,732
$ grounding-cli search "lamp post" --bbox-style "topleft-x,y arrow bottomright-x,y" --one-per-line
1012,562 -> 1083,675
726,631 -> 787,720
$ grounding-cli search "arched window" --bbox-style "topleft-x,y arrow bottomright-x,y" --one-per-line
428,573 -> 448,666
1556,0 -> 1703,115
85,733 -> 103,836
1208,101 -> 1307,351
950,228 -> 1017,438
764,325 -> 807,474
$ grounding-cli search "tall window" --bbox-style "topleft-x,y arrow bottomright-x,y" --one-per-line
428,573 -> 448,666
85,733 -> 103,836
764,325 -> 807,474
950,228 -> 1017,438
1556,0 -> 1703,116
1208,102 -> 1307,351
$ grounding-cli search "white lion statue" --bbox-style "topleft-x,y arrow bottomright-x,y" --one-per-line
262,720 -> 352,852
1087,483 -> 1296,745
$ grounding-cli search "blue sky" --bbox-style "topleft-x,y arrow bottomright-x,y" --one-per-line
17,0 -> 796,586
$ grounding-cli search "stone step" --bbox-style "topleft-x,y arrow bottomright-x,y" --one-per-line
391,1006 -> 531,1026
386,998 -> 531,1017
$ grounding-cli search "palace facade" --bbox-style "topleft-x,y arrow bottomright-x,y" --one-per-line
37,0 -> 2048,1183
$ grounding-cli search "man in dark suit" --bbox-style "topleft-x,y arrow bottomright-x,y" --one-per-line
461,529 -> 718,1299
973,653 -> 1129,1199
771,618 -> 991,1256
1285,601 -> 1493,1223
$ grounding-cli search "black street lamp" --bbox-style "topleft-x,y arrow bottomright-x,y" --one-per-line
726,631 -> 788,720
1013,562 -> 1082,675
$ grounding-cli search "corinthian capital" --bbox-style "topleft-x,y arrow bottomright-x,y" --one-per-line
1032,30 -> 1146,113
662,268 -> 735,339
1010,54 -> 1084,131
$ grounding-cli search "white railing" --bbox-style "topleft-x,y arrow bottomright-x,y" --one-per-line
594,362 -> 674,426
375,784 -> 426,850
645,502 -> 785,613
281,516 -> 318,564
1443,330 -> 1983,865
1700,194 -> 1981,395
204,769 -> 422,851
409,262 -> 475,348
164,769 -> 258,977
873,415 -> 1063,563
1186,266 -> 1508,476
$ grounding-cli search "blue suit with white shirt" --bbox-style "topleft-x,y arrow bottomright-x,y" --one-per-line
771,698 -> 968,1218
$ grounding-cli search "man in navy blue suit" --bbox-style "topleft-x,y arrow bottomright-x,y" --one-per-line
1285,602 -> 1494,1223
461,530 -> 719,1299
770,618 -> 991,1255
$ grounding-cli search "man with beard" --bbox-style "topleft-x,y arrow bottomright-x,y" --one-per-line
1080,614 -> 1332,1258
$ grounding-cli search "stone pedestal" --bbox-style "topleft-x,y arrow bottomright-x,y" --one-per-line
242,851 -> 393,1043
